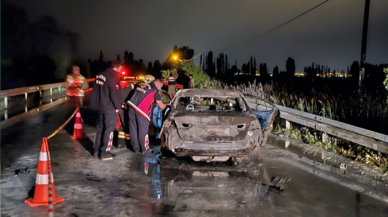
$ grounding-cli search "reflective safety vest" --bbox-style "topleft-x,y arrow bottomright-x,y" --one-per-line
66,74 -> 86,96
168,76 -> 176,85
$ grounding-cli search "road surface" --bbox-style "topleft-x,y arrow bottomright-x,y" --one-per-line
1,102 -> 388,217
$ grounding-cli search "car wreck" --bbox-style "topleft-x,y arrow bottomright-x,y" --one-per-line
157,89 -> 277,164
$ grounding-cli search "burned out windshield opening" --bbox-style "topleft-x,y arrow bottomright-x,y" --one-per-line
175,96 -> 246,112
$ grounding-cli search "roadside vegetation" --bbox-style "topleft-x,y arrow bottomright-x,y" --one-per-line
161,61 -> 224,89
228,72 -> 388,174
384,67 -> 388,105
274,120 -> 388,174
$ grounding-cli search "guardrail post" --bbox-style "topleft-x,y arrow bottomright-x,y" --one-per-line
4,97 -> 8,108
50,88 -> 53,95
322,133 -> 328,143
5,110 -> 8,120
285,139 -> 290,148
286,120 -> 291,131
25,93 -> 28,101
25,105 -> 28,112
39,91 -> 42,97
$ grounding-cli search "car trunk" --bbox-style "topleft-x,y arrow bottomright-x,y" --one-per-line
173,112 -> 256,142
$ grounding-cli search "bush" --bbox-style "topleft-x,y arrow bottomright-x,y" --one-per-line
384,67 -> 388,105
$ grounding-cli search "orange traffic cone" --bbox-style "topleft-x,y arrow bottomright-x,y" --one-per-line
25,137 -> 64,207
70,107 -> 86,139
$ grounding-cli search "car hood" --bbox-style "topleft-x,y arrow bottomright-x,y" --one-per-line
171,111 -> 258,142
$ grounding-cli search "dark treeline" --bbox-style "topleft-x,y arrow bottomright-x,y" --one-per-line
1,0 -> 86,90
87,45 -> 194,82
2,0 -> 387,100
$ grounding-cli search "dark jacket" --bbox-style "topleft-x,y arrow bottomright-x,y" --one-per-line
89,68 -> 123,111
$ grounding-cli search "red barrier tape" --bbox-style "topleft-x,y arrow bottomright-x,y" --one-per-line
84,88 -> 92,93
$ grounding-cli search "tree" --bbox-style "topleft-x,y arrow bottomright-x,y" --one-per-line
242,63 -> 248,75
205,51 -> 215,77
350,61 -> 360,80
286,57 -> 296,77
226,65 -> 238,77
216,53 -> 226,75
1,1 -> 81,88
259,63 -> 268,78
273,65 -> 279,77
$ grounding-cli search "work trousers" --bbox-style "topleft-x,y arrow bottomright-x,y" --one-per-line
168,85 -> 176,99
94,110 -> 117,154
128,106 -> 150,152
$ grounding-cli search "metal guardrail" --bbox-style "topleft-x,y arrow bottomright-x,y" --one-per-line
1,98 -> 68,130
244,96 -> 388,154
0,78 -> 95,108
0,78 -> 96,129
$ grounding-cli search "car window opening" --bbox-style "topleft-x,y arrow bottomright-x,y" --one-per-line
176,96 -> 246,112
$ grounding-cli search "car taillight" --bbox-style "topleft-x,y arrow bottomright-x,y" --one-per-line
121,71 -> 125,75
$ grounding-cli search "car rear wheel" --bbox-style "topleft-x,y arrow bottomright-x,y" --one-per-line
160,133 -> 175,158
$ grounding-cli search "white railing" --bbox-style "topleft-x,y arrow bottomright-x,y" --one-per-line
0,78 -> 95,108
0,78 -> 95,129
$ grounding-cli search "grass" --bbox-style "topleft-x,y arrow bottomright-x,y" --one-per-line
228,78 -> 388,135
218,76 -> 388,174
274,120 -> 388,174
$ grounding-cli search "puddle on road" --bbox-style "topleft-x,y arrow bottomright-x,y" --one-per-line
266,136 -> 326,163
125,152 -> 388,217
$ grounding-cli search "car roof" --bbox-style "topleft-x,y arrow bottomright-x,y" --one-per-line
176,89 -> 243,98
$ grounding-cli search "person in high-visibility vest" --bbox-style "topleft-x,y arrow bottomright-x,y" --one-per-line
167,68 -> 178,98
64,65 -> 89,135
65,65 -> 88,109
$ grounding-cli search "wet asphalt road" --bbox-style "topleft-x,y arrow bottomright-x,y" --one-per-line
1,102 -> 388,217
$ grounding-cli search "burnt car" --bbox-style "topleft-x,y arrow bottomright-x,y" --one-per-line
159,89 -> 276,164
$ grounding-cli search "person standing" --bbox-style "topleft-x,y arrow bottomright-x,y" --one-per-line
89,60 -> 123,160
188,74 -> 194,89
182,71 -> 190,89
167,68 -> 178,98
65,65 -> 88,109
127,79 -> 167,153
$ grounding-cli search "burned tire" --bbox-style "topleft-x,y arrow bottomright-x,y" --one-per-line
160,133 -> 175,158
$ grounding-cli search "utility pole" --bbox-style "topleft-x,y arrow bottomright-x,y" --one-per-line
358,0 -> 370,98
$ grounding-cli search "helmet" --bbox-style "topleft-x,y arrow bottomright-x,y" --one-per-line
143,74 -> 155,83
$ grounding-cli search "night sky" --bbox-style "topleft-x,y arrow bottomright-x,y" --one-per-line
11,0 -> 388,72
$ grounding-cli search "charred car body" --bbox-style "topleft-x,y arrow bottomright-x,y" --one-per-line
159,89 -> 276,163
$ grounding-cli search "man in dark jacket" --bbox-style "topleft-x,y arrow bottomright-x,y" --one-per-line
127,79 -> 167,153
89,60 -> 123,160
